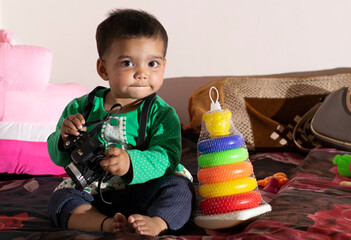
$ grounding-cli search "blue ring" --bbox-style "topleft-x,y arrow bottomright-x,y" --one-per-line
198,134 -> 245,154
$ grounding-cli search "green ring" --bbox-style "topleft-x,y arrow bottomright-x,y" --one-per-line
198,147 -> 248,168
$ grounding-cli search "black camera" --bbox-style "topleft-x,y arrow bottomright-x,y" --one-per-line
63,131 -> 111,190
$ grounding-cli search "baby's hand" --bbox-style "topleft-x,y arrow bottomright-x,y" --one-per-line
100,148 -> 131,177
60,113 -> 86,141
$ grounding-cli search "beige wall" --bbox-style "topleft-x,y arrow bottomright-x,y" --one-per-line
2,0 -> 351,123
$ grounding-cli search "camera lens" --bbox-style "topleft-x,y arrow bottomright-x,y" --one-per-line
64,162 -> 87,190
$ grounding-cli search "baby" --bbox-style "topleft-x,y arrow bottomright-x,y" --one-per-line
47,9 -> 194,236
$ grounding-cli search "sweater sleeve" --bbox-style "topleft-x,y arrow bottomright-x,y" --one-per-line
125,106 -> 182,185
47,98 -> 85,167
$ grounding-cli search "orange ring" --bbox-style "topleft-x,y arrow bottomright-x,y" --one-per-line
198,161 -> 253,184
200,191 -> 262,215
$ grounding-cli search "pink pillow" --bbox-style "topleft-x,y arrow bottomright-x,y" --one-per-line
0,30 -> 52,89
0,29 -> 88,175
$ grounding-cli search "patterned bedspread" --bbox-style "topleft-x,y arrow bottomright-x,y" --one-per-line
1,137 -> 351,239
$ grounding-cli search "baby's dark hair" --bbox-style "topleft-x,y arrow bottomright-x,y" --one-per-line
96,9 -> 168,58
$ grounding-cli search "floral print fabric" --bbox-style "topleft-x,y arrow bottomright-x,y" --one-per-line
1,143 -> 351,239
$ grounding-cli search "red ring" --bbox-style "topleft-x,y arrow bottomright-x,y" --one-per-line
200,191 -> 262,215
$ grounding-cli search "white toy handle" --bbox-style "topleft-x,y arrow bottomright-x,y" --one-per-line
209,86 -> 221,111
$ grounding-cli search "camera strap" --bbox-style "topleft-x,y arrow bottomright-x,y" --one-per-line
82,86 -> 106,120
82,86 -> 156,149
137,92 -> 156,149
85,103 -> 122,137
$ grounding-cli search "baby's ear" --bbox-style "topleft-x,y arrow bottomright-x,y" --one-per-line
96,58 -> 109,80
203,112 -> 210,121
224,110 -> 232,118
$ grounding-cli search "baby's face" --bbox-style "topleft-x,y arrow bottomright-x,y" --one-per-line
100,37 -> 166,101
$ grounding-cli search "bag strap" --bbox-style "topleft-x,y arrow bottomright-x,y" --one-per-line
347,87 -> 351,112
83,86 -> 156,149
292,102 -> 322,152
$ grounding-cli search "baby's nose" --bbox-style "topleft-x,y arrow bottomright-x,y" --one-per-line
134,67 -> 148,80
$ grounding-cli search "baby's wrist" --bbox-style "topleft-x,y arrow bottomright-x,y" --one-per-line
122,161 -> 133,183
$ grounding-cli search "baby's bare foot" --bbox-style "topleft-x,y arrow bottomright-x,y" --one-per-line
113,212 -> 129,233
128,214 -> 168,236
102,213 -> 129,233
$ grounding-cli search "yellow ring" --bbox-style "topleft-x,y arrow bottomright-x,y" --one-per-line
199,177 -> 257,199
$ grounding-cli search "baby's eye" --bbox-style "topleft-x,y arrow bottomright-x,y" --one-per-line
121,61 -> 134,67
148,61 -> 159,68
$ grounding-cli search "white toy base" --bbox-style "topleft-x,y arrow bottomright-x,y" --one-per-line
194,204 -> 272,230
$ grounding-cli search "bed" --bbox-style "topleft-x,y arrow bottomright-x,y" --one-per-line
2,140 -> 351,239
2,30 -> 351,239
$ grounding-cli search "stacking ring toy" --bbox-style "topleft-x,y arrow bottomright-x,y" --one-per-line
198,135 -> 245,154
198,148 -> 249,168
199,177 -> 257,199
198,161 -> 253,184
200,191 -> 262,215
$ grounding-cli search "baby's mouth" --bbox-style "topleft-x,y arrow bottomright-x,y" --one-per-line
131,85 -> 148,88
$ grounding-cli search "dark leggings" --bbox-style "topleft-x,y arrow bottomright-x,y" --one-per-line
48,175 -> 195,231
